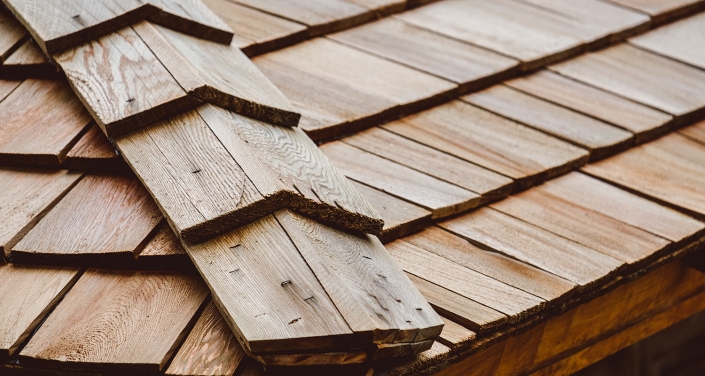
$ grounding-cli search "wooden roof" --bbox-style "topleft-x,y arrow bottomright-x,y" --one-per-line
1,0 -> 705,375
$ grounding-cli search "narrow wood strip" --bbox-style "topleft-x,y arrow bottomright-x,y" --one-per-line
0,7 -> 27,61
604,0 -> 705,24
438,317 -> 477,349
1,39 -> 56,78
630,12 -> 705,70
680,118 -> 705,145
136,224 -> 190,270
63,124 -> 124,173
253,350 -> 368,367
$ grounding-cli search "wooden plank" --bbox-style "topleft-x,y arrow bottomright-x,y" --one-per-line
464,85 -> 633,160
550,44 -> 705,118
350,181 -> 431,244
371,340 -> 433,360
0,7 -> 27,61
198,104 -> 383,235
185,213 -> 359,354
0,168 -> 82,256
403,227 -> 576,302
0,263 -> 81,361
276,210 -> 443,344
234,0 -> 372,36
3,0 -> 233,54
396,0 -> 590,70
505,70 -> 674,143
540,172 -> 705,243
384,341 -> 451,376
348,0 -> 406,14
328,17 -> 519,92
0,79 -> 92,166
387,240 -> 546,321
439,208 -> 624,288
62,124 -> 124,172
115,109 -> 273,244
603,0 -> 704,23
165,301 -> 246,376
320,141 -> 481,219
253,349 -> 368,367
55,26 -> 199,138
631,12 -> 705,70
582,133 -> 705,217
490,188 -> 671,266
19,269 -> 209,372
133,22 -> 300,128
254,38 -> 456,141
200,0 -> 307,56
406,273 -> 508,333
0,78 -> 21,100
438,317 -> 476,349
1,39 -> 55,78
136,224 -> 190,269
382,101 -> 589,189
342,127 -> 514,200
680,118 -> 705,145
12,174 -> 162,264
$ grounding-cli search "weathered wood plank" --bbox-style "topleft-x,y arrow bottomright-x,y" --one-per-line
329,17 -> 519,92
1,39 -> 55,78
680,118 -> 705,145
276,210 -> 443,344
253,349 -> 368,367
407,273 -> 508,333
582,133 -> 705,217
136,223 -> 190,269
0,79 -> 91,166
403,227 -> 576,303
165,301 -> 246,376
350,181 -> 431,243
0,7 -> 27,61
382,101 -> 589,189
396,0 -> 589,70
12,174 -> 162,264
3,0 -> 233,54
550,44 -> 705,118
0,263 -> 81,361
0,78 -> 20,99
0,168 -> 82,256
463,85 -> 633,160
185,213 -> 359,354
62,124 -> 123,172
321,141 -> 481,218
631,12 -> 705,70
254,38 -> 456,140
133,22 -> 300,128
603,0 -> 704,23
505,70 -> 674,143
55,26 -> 199,138
387,240 -> 546,322
540,172 -> 705,243
19,269 -> 210,372
199,105 -> 383,235
439,208 -> 624,288
438,317 -> 476,349
343,127 -> 514,200
490,188 -> 671,266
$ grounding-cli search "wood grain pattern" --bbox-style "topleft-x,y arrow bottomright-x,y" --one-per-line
343,127 -> 514,200
505,70 -> 674,143
350,181 -> 431,243
63,124 -> 123,172
185,213 -> 358,354
680,118 -> 705,145
12,174 -> 162,264
439,208 -> 624,288
1,39 -> 56,78
604,0 -> 703,22
490,188 -> 671,266
19,269 -> 209,372
276,210 -> 443,344
165,301 -> 246,376
438,317 -> 476,349
396,0 -> 589,70
407,273 -> 508,333
582,133 -> 705,217
0,168 -> 82,256
402,227 -> 576,303
540,172 -> 705,243
329,17 -> 519,92
254,38 -> 456,140
252,349 -> 368,367
134,22 -> 300,128
387,240 -> 546,321
200,0 -> 307,56
0,79 -> 91,166
464,85 -> 633,160
550,44 -> 705,117
234,0 -> 372,36
55,26 -> 198,138
137,224 -> 189,268
0,78 -> 21,100
0,7 -> 27,62
115,109 -> 271,244
321,141 -> 481,219
199,105 -> 383,235
3,0 -> 233,54
0,263 -> 80,360
631,12 -> 705,70
382,101 -> 589,189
